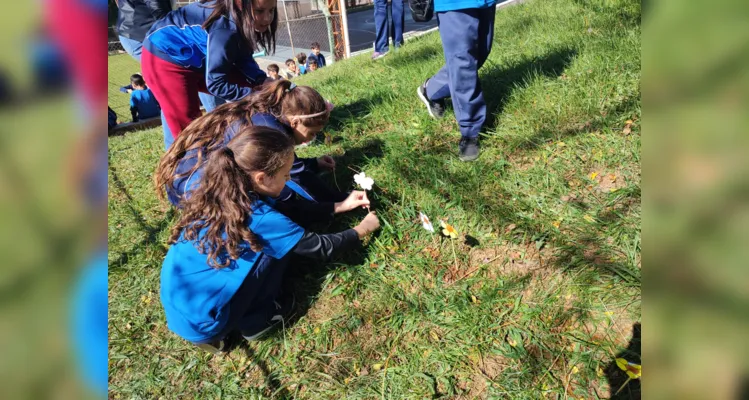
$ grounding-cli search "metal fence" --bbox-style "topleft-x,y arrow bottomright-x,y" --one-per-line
108,0 -> 349,122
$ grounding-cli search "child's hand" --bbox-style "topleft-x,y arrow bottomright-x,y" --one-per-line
354,212 -> 380,239
334,190 -> 370,214
317,155 -> 336,171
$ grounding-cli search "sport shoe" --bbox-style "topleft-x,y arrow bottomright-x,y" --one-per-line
458,137 -> 480,162
417,81 -> 445,119
371,51 -> 387,60
196,338 -> 227,355
241,294 -> 296,341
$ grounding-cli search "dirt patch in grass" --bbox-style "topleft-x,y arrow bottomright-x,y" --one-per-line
458,356 -> 508,400
305,292 -> 346,323
590,170 -> 627,193
470,242 -> 554,279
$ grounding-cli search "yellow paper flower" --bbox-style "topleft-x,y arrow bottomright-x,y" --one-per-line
616,358 -> 641,379
440,220 -> 459,239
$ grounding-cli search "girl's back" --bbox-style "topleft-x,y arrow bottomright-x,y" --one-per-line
144,1 -> 231,69
161,197 -> 303,342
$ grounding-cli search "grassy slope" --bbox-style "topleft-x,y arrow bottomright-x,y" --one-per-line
108,0 -> 641,398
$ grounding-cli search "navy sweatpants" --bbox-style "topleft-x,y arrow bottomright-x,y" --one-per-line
193,253 -> 290,344
425,5 -> 496,138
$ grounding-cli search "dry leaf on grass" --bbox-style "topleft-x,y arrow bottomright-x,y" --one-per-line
622,119 -> 633,135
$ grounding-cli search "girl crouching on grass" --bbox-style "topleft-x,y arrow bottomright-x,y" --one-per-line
159,126 -> 380,353
155,79 -> 350,226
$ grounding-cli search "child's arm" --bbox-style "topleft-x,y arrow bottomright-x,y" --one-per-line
274,199 -> 336,227
119,85 -> 133,94
292,213 -> 379,261
274,191 -> 369,227
299,157 -> 320,173
205,29 -> 263,101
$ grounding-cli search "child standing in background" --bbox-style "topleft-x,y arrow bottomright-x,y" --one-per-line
296,53 -> 308,74
267,64 -> 282,80
159,126 -> 379,352
129,74 -> 161,122
306,42 -> 326,69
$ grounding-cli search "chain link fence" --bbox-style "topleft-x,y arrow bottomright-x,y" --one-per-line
108,0 -> 347,122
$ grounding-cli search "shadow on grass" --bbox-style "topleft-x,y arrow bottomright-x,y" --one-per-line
385,40 -> 444,69
605,323 -> 641,399
327,95 -> 386,133
482,47 -> 578,131
107,161 -> 174,269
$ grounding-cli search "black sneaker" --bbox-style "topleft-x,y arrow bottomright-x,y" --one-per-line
241,294 -> 296,341
417,81 -> 445,119
196,338 -> 227,355
458,137 -> 480,162
408,0 -> 434,22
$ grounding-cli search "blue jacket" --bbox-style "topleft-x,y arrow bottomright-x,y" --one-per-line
306,52 -> 326,69
143,1 -> 267,101
129,88 -> 161,120
434,0 -> 495,12
166,113 -> 318,206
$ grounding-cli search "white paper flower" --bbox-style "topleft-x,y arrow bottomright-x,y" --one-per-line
419,212 -> 435,233
353,172 -> 374,190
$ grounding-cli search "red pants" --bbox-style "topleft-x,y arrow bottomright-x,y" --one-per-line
142,49 -> 256,139
142,49 -> 208,139
44,0 -> 106,110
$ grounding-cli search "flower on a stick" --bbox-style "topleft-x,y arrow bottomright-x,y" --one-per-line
353,172 -> 374,190
419,212 -> 435,233
440,220 -> 459,239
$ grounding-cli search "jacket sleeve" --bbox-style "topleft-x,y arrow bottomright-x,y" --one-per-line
273,198 -> 336,226
145,0 -> 172,20
292,229 -> 360,261
205,29 -> 253,101
300,157 -> 320,173
236,56 -> 268,86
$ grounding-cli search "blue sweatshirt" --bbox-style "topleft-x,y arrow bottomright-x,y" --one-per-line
129,88 -> 161,121
143,1 -> 267,101
306,52 -> 326,69
434,0 -> 495,12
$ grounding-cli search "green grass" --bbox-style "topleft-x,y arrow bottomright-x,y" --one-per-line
108,0 -> 641,397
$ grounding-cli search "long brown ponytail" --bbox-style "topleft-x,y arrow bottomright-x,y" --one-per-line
154,79 -> 329,203
201,0 -> 277,55
168,126 -> 295,268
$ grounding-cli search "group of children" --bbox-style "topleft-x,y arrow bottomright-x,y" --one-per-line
110,0 -> 375,354
154,79 -> 380,353
265,42 -> 327,81
121,42 -> 327,124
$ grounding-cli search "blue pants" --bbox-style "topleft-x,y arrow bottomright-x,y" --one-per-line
194,254 -> 291,344
118,36 -> 226,149
161,92 -> 225,149
425,5 -> 496,138
374,0 -> 404,53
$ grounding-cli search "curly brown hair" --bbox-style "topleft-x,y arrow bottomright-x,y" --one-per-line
154,79 -> 329,205
168,126 -> 295,268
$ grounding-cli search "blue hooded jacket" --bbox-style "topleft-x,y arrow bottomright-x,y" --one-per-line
434,0 -> 496,13
143,1 -> 267,101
